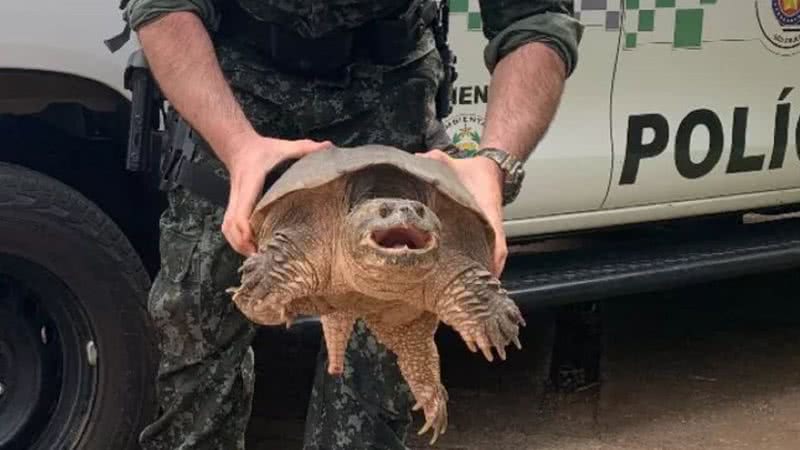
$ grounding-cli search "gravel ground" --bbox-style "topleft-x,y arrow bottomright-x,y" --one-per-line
246,269 -> 800,450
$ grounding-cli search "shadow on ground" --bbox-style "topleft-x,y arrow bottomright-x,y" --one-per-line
245,268 -> 800,449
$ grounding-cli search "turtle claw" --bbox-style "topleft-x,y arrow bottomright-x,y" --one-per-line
438,266 -> 526,365
496,341 -> 507,361
458,296 -> 525,363
475,333 -> 495,362
414,384 -> 449,445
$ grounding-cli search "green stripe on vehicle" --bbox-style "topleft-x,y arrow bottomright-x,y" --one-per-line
448,0 -> 719,50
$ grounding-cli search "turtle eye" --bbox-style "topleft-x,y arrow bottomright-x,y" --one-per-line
379,204 -> 392,218
415,205 -> 425,218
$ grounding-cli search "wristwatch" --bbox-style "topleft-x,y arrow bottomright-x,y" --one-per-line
444,145 -> 526,205
475,147 -> 526,206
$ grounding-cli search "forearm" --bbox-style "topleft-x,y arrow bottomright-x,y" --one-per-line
480,42 -> 566,161
136,11 -> 257,168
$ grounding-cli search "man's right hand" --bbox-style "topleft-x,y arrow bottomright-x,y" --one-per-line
221,132 -> 332,256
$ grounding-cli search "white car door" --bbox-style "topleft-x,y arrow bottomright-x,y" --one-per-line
604,0 -> 800,212
0,0 -> 133,100
444,0 -> 620,238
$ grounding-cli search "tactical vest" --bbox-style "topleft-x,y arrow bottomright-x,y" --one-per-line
231,0 -> 415,38
106,0 -> 449,86
109,0 -> 456,203
215,0 -> 440,75
106,0 -> 430,53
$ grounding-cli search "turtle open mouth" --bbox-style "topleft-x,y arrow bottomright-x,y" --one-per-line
370,226 -> 432,251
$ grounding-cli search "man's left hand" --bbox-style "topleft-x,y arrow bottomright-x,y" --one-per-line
418,149 -> 508,278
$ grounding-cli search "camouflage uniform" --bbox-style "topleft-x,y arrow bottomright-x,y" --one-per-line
123,1 -> 583,449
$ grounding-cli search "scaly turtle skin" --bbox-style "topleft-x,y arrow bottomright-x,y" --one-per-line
227,145 -> 526,444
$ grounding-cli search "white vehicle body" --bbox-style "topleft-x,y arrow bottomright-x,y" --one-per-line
3,1 -> 798,237
446,0 -> 800,238
0,1 -> 134,113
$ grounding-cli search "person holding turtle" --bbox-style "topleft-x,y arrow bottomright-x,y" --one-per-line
121,0 -> 583,448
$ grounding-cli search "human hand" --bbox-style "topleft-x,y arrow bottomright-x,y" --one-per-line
418,149 -> 508,277
221,133 -> 332,256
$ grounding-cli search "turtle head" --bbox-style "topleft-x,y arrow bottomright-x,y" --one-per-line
343,197 -> 441,280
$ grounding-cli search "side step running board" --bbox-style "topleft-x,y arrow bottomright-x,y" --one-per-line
502,217 -> 800,308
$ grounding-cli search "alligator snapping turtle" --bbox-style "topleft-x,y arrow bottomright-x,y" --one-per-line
227,144 -> 525,444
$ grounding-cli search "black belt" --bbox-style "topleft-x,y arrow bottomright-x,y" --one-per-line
174,157 -> 230,209
173,156 -> 295,210
160,116 -> 295,209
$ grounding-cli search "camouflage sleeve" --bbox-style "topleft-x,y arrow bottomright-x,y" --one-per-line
478,0 -> 584,76
124,0 -> 220,31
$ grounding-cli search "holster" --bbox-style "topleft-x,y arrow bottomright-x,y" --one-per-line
123,49 -> 166,189
431,0 -> 457,119
158,114 -> 230,208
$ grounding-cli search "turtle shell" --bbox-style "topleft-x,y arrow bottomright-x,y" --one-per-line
249,145 -> 495,243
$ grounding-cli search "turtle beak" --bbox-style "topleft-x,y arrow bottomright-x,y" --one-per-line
369,225 -> 436,253
359,199 -> 440,256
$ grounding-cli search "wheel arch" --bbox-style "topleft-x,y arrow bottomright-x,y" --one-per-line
0,68 -> 163,277
0,69 -> 129,114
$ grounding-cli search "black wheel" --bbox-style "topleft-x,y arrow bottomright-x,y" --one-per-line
0,162 -> 157,450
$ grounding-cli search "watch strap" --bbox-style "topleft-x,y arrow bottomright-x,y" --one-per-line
476,147 -> 525,206
443,146 -> 525,205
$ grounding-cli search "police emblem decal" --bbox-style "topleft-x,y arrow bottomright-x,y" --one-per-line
773,0 -> 800,26
444,114 -> 485,152
756,0 -> 800,55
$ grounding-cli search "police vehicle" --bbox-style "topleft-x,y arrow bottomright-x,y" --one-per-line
1,1 -> 799,449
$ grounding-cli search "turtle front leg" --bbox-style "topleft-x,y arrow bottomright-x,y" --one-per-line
366,313 -> 448,445
432,260 -> 526,362
227,228 -> 331,326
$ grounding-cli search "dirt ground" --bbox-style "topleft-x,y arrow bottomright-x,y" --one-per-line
246,268 -> 800,450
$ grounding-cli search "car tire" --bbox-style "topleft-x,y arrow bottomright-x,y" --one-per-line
0,162 -> 157,450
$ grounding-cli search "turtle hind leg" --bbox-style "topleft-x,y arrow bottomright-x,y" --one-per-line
434,263 -> 526,362
320,311 -> 356,375
227,228 -> 325,325
366,314 -> 448,445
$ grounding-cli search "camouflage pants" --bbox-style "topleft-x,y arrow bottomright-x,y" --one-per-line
139,49 -> 448,450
